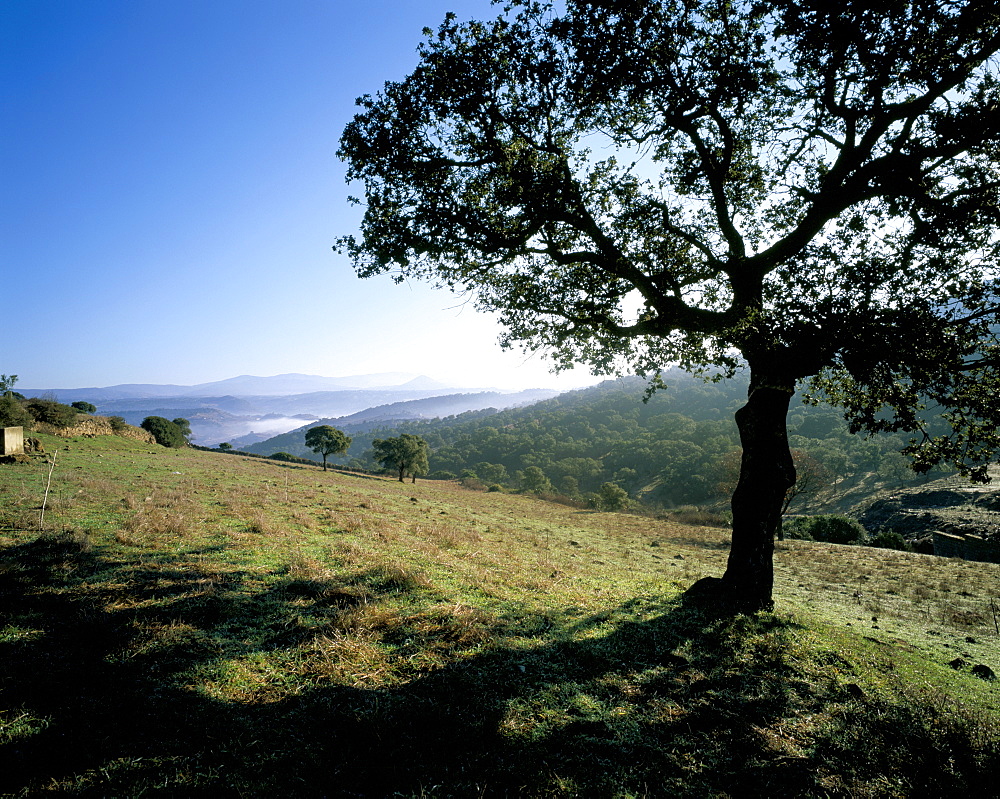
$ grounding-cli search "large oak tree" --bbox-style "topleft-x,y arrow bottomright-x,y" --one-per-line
337,0 -> 1000,611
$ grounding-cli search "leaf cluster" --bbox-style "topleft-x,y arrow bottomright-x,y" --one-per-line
141,416 -> 190,448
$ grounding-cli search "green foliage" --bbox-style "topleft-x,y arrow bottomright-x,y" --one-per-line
218,442 -> 233,451
593,482 -> 630,512
107,416 -> 128,433
141,416 -> 188,448
0,393 -> 32,428
71,401 -> 97,414
269,452 -> 297,462
782,519 -> 814,541
304,425 -> 352,471
868,530 -> 912,552
25,398 -> 78,428
372,433 -> 430,482
428,470 -> 457,480
517,465 -> 553,494
312,374 -> 923,508
784,515 -> 868,546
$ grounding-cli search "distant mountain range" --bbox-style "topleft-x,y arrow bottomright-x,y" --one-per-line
19,372 -> 451,401
19,373 -> 562,447
237,389 -> 560,451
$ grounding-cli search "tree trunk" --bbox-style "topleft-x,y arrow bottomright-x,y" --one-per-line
721,380 -> 796,612
398,466 -> 405,482
322,455 -> 328,471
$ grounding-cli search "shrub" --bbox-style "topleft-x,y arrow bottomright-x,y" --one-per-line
518,466 -> 553,494
26,398 -> 79,427
869,529 -> 912,551
107,415 -> 128,432
429,470 -> 457,480
71,401 -> 97,414
487,483 -> 505,493
663,506 -> 731,527
593,482 -> 630,511
0,394 -> 32,428
141,416 -> 187,448
782,517 -> 814,541
785,515 -> 867,545
269,452 -> 298,462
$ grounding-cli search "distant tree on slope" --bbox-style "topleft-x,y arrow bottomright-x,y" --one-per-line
304,425 -> 352,471
372,434 -> 429,482
141,416 -> 188,448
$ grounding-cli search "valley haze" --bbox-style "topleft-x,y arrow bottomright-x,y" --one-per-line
19,372 -> 581,447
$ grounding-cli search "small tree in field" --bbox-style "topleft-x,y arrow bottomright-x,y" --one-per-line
172,418 -> 192,442
372,434 -> 430,482
595,482 -> 630,512
71,401 -> 97,414
304,425 -> 352,471
518,465 -> 554,494
141,416 -> 187,448
338,1 -> 1000,611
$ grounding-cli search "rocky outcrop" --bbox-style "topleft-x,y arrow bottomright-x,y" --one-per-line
855,468 -> 1000,562
34,416 -> 155,444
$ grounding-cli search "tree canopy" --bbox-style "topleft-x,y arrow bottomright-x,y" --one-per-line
304,425 -> 352,471
372,434 -> 430,483
338,0 -> 1000,610
141,416 -> 189,448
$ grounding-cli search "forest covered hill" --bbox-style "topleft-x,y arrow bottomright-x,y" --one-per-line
247,370 -> 928,509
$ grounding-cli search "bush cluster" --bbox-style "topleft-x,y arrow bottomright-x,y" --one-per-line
25,398 -> 79,427
0,394 -> 33,428
868,529 -> 913,551
784,515 -> 868,545
141,416 -> 189,448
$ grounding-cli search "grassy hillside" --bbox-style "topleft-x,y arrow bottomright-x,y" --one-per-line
1,434 -> 998,796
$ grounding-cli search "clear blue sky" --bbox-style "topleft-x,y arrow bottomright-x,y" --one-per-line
1,0 -> 597,391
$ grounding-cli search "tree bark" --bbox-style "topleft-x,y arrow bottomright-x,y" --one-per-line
721,379 -> 796,612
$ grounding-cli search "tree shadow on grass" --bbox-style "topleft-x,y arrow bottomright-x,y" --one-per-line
1,532 -> 995,797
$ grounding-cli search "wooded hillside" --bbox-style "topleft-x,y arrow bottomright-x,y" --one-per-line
249,371 -> 928,507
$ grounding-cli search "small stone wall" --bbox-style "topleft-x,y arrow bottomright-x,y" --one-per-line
1,426 -> 24,455
933,530 -> 1000,563
34,417 -> 155,444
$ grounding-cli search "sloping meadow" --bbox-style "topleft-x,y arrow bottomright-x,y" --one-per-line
1,434 -> 997,796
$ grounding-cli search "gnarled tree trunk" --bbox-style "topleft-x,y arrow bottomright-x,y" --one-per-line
721,377 -> 796,612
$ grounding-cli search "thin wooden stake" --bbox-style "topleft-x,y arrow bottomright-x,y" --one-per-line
40,450 -> 57,529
